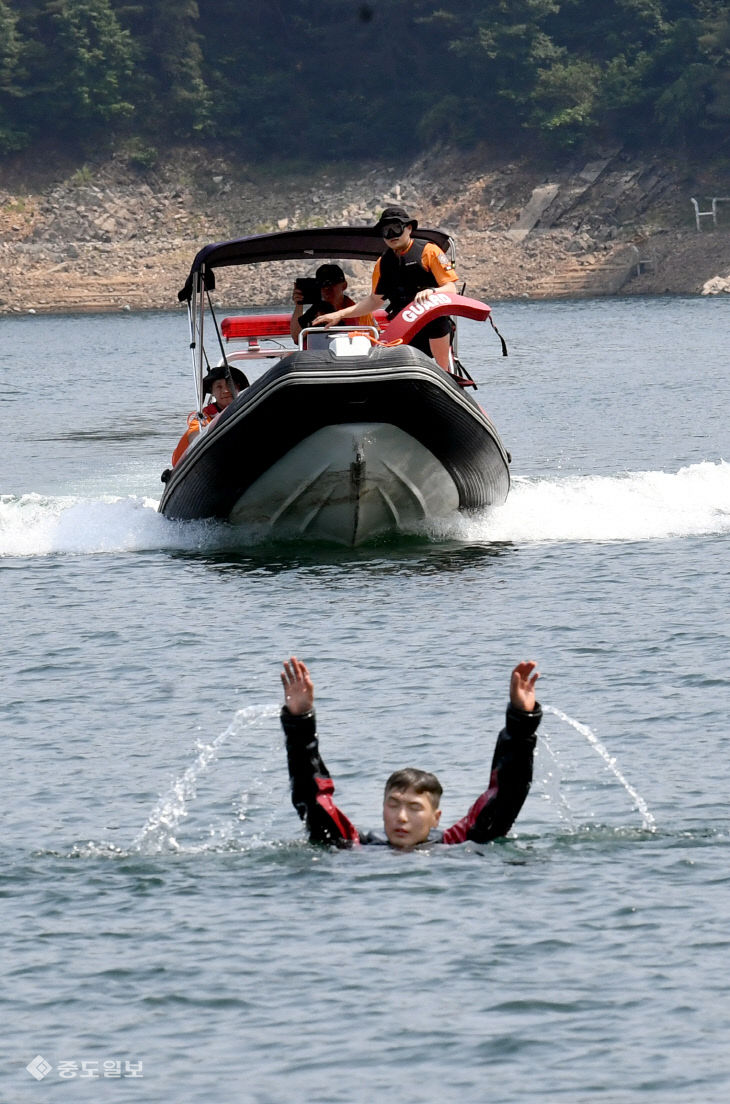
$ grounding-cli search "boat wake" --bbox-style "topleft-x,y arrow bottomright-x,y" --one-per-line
0,491 -> 217,557
2,460 -> 728,556
436,458 -> 730,544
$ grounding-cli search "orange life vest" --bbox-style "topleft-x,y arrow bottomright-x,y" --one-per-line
171,402 -> 219,466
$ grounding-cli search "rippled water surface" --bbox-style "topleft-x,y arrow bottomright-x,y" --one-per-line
2,297 -> 730,1102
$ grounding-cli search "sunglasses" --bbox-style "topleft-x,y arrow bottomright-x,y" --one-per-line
382,221 -> 406,239
319,279 -> 342,287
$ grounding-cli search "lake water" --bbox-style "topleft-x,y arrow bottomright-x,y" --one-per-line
2,296 -> 730,1103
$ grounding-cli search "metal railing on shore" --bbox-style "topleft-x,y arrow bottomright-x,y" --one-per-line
690,197 -> 730,231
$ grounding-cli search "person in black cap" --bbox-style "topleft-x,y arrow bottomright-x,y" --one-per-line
314,206 -> 459,370
289,263 -> 373,342
171,364 -> 249,467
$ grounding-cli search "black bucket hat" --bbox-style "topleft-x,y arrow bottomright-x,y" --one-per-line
202,364 -> 250,396
374,205 -> 418,231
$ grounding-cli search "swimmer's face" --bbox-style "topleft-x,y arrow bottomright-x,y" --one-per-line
382,786 -> 441,849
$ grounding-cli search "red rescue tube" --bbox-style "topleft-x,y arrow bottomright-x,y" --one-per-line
379,290 -> 491,346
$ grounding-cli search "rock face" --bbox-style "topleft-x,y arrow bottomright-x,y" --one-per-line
1,145 -> 729,313
702,274 -> 730,294
505,183 -> 561,242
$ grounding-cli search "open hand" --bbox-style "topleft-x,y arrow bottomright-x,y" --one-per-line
510,660 -> 539,712
281,656 -> 314,714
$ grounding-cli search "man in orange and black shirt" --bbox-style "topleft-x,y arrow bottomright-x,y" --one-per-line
315,206 -> 458,370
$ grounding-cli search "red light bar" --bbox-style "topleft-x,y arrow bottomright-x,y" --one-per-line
222,310 -> 388,342
222,314 -> 291,339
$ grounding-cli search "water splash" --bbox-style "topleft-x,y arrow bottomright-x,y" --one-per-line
543,704 -> 656,831
3,460 -> 729,556
1,492 -> 160,556
132,704 -> 279,854
535,735 -> 578,829
434,459 -> 730,544
0,491 -> 270,558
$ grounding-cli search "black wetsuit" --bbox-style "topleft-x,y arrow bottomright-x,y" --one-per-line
281,702 -> 542,848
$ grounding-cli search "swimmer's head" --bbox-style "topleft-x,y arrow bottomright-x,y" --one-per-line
384,769 -> 442,808
382,769 -> 443,849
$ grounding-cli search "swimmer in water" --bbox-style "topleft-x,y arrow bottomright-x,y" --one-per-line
280,655 -> 541,849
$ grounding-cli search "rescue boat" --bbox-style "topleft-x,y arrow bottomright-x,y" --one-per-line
159,227 -> 510,546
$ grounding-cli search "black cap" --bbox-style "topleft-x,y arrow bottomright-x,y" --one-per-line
374,205 -> 418,231
202,364 -> 250,395
315,263 -> 346,284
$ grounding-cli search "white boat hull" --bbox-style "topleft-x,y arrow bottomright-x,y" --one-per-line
228,423 -> 460,545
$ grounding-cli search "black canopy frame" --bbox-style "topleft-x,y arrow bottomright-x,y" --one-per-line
178,226 -> 456,411
178,225 -> 453,303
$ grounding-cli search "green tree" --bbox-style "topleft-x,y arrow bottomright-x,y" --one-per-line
115,0 -> 210,137
2,0 -> 728,161
597,8 -> 722,147
48,0 -> 136,123
547,0 -> 669,63
697,6 -> 730,140
201,0 -> 451,158
423,0 -> 563,142
10,0 -> 137,144
0,0 -> 27,150
530,57 -> 602,147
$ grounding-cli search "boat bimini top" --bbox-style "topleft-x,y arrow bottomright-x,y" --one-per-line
175,225 -> 488,409
177,225 -> 453,303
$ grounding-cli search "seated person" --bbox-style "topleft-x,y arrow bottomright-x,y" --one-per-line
290,263 -> 374,343
280,655 -> 541,849
314,206 -> 458,371
171,364 -> 249,467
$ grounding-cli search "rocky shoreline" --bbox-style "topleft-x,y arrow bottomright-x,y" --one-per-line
1,145 -> 730,314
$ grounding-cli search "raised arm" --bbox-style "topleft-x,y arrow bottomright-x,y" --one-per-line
280,657 -> 360,847
442,660 -> 542,845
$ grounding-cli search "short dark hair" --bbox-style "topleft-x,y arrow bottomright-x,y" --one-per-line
384,768 -> 443,809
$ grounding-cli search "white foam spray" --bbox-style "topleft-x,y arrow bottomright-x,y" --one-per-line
2,460 -> 729,556
430,459 -> 730,544
133,704 -> 279,854
0,492 -> 226,557
543,704 -> 656,831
